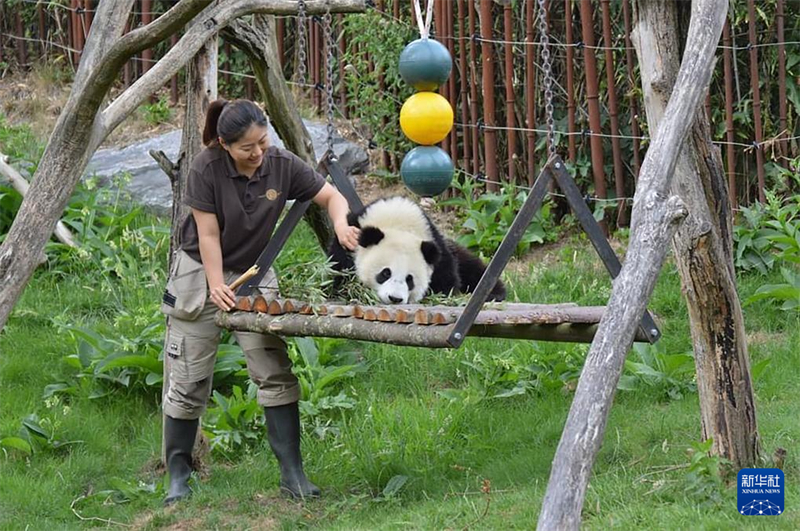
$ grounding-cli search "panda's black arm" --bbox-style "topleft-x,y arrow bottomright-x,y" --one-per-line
448,240 -> 507,301
327,237 -> 355,293
328,239 -> 354,272
346,211 -> 361,227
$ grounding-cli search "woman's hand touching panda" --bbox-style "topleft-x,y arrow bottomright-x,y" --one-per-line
313,182 -> 361,251
335,222 -> 361,251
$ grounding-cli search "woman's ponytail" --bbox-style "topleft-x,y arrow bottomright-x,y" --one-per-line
202,99 -> 229,146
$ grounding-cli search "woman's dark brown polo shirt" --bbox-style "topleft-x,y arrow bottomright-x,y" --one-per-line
179,145 -> 326,272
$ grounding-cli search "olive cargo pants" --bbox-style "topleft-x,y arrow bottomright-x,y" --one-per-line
161,250 -> 299,420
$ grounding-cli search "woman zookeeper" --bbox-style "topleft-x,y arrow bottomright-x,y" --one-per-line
160,99 -> 359,504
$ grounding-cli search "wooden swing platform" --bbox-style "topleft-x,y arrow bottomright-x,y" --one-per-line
216,296 -> 652,347
219,154 -> 661,348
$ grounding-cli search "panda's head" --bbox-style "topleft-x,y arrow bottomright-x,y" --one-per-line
354,226 -> 440,304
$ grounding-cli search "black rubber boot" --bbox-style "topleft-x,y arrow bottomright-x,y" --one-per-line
264,402 -> 320,499
163,416 -> 198,505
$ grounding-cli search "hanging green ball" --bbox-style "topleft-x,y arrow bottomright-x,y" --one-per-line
398,38 -> 453,91
400,146 -> 454,197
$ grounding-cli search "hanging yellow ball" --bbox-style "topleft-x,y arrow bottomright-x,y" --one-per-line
399,92 -> 454,146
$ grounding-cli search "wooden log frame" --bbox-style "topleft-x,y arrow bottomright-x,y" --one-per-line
215,300 -> 651,346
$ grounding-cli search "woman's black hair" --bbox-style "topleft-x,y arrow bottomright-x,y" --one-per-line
202,99 -> 269,147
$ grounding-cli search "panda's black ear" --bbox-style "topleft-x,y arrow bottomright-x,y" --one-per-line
421,241 -> 440,265
359,226 -> 384,248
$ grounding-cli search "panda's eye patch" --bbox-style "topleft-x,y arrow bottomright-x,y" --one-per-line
376,268 -> 392,284
406,275 -> 414,290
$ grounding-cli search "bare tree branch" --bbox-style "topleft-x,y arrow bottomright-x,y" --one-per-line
118,0 -> 215,53
93,0 -> 365,151
149,150 -> 179,184
72,0 -> 136,94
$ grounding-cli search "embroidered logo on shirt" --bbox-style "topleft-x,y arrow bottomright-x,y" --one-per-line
262,189 -> 281,201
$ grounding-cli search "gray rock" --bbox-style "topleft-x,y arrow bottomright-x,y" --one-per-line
85,120 -> 369,215
304,120 -> 370,176
85,130 -> 181,215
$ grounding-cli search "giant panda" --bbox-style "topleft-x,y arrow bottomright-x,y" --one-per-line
328,196 -> 506,304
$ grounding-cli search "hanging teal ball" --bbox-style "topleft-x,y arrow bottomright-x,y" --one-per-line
398,38 -> 453,91
400,146 -> 454,197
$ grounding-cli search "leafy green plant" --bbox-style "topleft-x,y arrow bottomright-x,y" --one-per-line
765,157 -> 800,194
50,175 -> 171,288
218,46 -> 250,99
139,95 -> 174,125
734,203 -> 779,274
0,114 -> 45,170
2,397 -> 83,457
46,319 -> 166,399
290,337 -> 366,438
374,475 -> 410,502
0,435 -> 32,457
437,348 -> 537,405
275,242 -> 338,302
746,267 -> 800,311
203,337 -> 368,454
684,438 -> 731,507
341,11 -> 416,157
735,193 -> 800,311
203,383 -> 264,458
620,342 -> 696,401
19,412 -> 83,454
734,192 -> 800,274
97,477 -> 165,504
0,116 -> 44,235
442,176 -> 557,258
47,316 -> 248,399
438,343 -> 589,405
0,181 -> 22,236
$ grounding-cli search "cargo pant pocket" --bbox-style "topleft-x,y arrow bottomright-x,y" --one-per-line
161,250 -> 208,321
164,328 -> 218,384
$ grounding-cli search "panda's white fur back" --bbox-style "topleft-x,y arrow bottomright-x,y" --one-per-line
357,196 -> 432,241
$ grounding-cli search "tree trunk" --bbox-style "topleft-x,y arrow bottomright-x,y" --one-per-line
222,15 -> 332,249
171,33 -> 218,261
633,0 -> 759,467
536,1 -> 726,529
0,0 -> 366,335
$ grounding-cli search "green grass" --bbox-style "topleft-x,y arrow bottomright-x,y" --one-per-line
1,221 -> 799,530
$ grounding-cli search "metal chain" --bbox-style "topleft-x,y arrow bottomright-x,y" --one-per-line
296,0 -> 307,86
537,0 -> 556,157
324,0 -> 336,158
